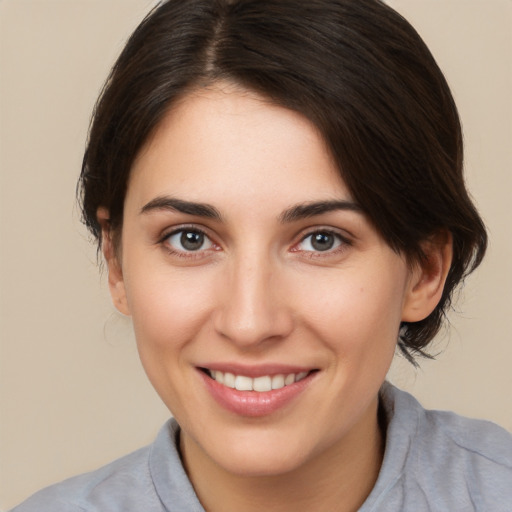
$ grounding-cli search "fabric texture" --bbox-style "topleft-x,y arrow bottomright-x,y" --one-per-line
10,383 -> 512,511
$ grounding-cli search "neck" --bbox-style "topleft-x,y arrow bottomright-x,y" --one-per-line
180,398 -> 384,512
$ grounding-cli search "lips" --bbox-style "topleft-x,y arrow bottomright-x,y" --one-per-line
199,366 -> 317,417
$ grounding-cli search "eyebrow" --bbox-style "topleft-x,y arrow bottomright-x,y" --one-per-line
140,196 -> 362,223
140,196 -> 223,220
279,200 -> 363,223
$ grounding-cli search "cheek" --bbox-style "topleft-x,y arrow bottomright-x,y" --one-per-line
122,264 -> 220,412
124,264 -> 217,355
296,263 -> 407,356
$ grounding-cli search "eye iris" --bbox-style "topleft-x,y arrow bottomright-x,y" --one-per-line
181,231 -> 204,251
311,232 -> 334,251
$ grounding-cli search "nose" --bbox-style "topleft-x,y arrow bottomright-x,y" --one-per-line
213,254 -> 294,348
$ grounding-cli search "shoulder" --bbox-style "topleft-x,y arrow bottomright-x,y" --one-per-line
379,383 -> 512,511
9,447 -> 156,512
8,422 -> 175,512
417,401 -> 512,508
421,403 -> 512,466
392,384 -> 512,470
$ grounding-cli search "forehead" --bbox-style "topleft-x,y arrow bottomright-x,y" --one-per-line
127,84 -> 351,211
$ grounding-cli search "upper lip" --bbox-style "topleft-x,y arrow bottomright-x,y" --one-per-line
198,363 -> 317,378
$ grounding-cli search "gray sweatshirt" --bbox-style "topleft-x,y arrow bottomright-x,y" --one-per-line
10,383 -> 512,511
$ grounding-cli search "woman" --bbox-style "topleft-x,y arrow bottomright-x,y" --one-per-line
11,0 -> 511,510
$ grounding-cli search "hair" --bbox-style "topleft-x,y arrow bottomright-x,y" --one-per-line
78,0 -> 487,362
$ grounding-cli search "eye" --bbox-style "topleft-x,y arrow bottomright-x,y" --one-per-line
165,229 -> 213,252
297,231 -> 344,252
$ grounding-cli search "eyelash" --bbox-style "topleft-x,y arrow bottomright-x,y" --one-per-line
294,229 -> 351,258
159,225 -> 218,259
158,226 -> 352,260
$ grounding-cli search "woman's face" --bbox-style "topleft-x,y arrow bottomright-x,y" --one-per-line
110,84 -> 420,477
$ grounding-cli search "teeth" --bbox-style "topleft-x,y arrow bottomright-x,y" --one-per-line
224,372 -> 235,388
209,370 -> 310,392
296,371 -> 308,381
235,375 -> 253,391
271,374 -> 284,390
253,376 -> 272,392
285,373 -> 295,386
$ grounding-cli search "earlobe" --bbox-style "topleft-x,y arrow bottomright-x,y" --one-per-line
97,207 -> 131,317
402,231 -> 453,322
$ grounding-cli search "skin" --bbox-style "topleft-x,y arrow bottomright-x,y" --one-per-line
99,83 -> 452,512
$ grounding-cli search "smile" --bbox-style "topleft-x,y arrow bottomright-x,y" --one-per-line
205,369 -> 310,392
199,367 -> 317,417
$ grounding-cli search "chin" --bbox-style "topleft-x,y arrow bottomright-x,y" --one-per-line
195,423 -> 320,478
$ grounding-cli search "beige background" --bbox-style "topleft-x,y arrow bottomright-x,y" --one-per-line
0,0 -> 510,508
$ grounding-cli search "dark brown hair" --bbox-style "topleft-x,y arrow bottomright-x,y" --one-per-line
78,0 -> 487,362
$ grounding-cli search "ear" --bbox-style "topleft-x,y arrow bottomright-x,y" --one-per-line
97,207 -> 131,316
402,230 -> 453,322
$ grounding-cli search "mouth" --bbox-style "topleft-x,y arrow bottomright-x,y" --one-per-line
200,368 -> 317,392
198,366 -> 318,417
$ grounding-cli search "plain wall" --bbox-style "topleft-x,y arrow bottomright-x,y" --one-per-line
0,0 -> 510,508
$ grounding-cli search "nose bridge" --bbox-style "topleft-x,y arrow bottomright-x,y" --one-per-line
214,247 -> 292,347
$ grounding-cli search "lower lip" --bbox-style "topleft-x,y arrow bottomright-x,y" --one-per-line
199,370 -> 315,417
